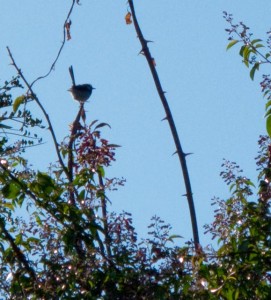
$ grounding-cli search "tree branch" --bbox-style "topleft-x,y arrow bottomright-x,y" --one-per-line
30,0 -> 77,87
98,173 -> 112,260
0,219 -> 37,282
7,47 -> 70,181
127,0 -> 199,245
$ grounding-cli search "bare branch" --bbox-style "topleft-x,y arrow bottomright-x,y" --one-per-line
7,47 -> 70,180
127,0 -> 199,245
30,0 -> 77,87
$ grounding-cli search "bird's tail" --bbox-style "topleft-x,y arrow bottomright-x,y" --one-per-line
69,65 -> 76,86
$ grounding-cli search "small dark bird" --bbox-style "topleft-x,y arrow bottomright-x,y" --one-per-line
68,66 -> 95,103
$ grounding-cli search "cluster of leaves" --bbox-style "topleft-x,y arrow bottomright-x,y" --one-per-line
2,8 -> 271,300
0,77 -> 44,158
224,11 -> 271,141
224,12 -> 266,80
0,151 -> 190,299
0,87 -> 192,298
1,90 -> 271,299
190,14 -> 271,298
203,156 -> 271,299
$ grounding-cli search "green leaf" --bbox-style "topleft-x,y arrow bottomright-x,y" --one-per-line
245,179 -> 256,188
265,100 -> 271,110
224,288 -> 234,300
2,202 -> 15,211
2,182 -> 21,199
97,165 -> 105,177
239,45 -> 246,57
226,39 -> 239,51
27,237 -> 40,244
15,233 -> 23,245
242,46 -> 251,67
264,108 -> 271,118
167,234 -> 183,242
35,214 -> 43,226
251,38 -> 263,45
250,62 -> 260,80
17,193 -> 25,206
263,90 -> 270,98
37,172 -> 55,192
229,183 -> 235,192
244,58 -> 249,67
13,95 -> 25,113
0,124 -> 12,129
234,288 -> 240,300
78,189 -> 85,200
266,115 -> 271,138
254,44 -> 264,49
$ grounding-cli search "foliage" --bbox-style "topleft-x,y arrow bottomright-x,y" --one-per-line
1,4 -> 271,300
0,77 -> 189,299
223,11 -> 271,140
0,76 -> 43,154
1,71 -> 271,299
203,156 -> 271,299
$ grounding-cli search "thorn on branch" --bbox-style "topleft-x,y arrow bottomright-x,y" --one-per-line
161,116 -> 168,121
128,0 -> 199,245
139,46 -> 149,56
138,49 -> 145,56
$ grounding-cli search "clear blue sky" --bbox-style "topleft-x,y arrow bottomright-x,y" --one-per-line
1,1 -> 270,246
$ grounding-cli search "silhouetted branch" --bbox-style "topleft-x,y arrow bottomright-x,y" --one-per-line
127,0 -> 199,245
7,47 -> 69,180
30,0 -> 77,87
0,219 -> 37,282
67,102 -> 84,206
68,105 -> 84,181
98,173 -> 112,260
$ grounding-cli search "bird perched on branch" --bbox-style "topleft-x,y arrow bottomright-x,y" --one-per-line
68,66 -> 95,103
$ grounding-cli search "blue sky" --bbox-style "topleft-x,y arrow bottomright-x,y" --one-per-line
1,1 -> 270,246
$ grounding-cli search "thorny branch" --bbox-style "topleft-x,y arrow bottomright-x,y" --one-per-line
127,0 -> 199,246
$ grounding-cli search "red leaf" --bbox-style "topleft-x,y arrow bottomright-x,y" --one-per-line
65,20 -> 72,40
125,12 -> 132,25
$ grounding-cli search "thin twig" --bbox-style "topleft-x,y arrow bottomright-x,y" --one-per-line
30,0 -> 77,88
98,173 -> 112,260
127,0 -> 199,245
7,47 -> 70,180
67,102 -> 84,206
